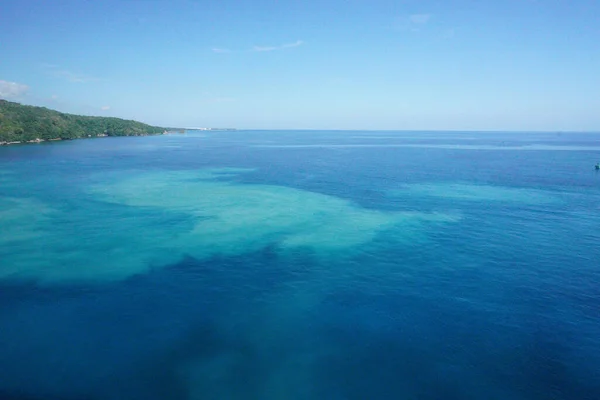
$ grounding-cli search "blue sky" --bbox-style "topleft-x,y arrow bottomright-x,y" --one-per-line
1,0 -> 599,130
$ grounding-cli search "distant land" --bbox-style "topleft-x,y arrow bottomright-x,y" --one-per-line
185,127 -> 237,131
0,100 -> 169,145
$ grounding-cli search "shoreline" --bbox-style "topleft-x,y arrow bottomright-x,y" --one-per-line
0,132 -> 168,146
0,137 -> 64,145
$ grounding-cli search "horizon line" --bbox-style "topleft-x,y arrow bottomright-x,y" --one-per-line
186,128 -> 600,134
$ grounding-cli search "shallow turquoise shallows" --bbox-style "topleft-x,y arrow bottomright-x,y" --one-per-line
1,131 -> 600,399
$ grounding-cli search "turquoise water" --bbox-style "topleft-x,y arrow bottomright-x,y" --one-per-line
1,131 -> 599,399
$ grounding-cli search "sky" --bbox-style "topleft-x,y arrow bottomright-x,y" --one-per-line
1,0 -> 599,131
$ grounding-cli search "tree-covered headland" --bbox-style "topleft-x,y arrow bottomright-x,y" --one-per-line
0,100 -> 167,144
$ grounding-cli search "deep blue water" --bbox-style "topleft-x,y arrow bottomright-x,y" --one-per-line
0,131 -> 599,399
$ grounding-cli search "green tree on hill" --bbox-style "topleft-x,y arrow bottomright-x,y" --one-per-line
0,100 -> 166,143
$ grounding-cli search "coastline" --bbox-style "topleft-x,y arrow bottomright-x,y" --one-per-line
0,132 -> 167,146
0,100 -> 170,146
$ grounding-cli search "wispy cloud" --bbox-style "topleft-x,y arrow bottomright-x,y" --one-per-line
42,64 -> 99,83
101,105 -> 111,110
211,40 -> 305,54
210,97 -> 235,103
409,14 -> 431,24
442,28 -> 456,39
0,80 -> 29,99
252,40 -> 304,52
396,13 -> 433,32
198,97 -> 236,104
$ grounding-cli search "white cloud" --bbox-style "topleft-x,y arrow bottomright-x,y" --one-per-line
395,13 -> 433,32
101,105 -> 111,110
443,28 -> 456,39
212,40 -> 304,54
0,80 -> 29,99
409,14 -> 431,24
252,40 -> 304,52
208,97 -> 235,103
252,45 -> 277,52
42,64 -> 98,83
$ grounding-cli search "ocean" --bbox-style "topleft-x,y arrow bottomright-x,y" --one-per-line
0,130 -> 599,399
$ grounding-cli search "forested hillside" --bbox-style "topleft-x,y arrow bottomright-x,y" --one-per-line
0,100 -> 166,144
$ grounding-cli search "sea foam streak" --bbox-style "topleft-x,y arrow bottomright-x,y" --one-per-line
393,183 -> 560,204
